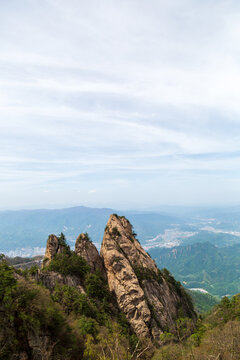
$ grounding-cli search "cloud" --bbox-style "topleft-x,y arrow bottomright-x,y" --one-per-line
89,189 -> 97,194
1,0 -> 240,208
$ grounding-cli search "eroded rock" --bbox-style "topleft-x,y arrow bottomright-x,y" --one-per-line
100,214 -> 196,341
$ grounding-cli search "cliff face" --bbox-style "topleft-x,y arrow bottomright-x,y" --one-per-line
34,271 -> 85,293
100,214 -> 196,340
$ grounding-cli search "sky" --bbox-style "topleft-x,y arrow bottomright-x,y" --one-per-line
1,0 -> 240,210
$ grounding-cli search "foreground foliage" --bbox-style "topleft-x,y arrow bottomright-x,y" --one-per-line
153,294 -> 240,359
0,261 -> 81,359
188,290 -> 219,314
0,250 -> 151,359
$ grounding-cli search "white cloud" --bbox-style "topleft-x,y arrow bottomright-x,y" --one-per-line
89,189 -> 97,194
1,0 -> 240,207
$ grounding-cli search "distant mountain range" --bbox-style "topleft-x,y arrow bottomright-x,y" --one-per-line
0,206 -> 183,255
149,242 -> 240,297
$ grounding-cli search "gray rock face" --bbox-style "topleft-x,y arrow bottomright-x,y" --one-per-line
17,331 -> 59,360
27,332 -> 53,360
100,214 -> 196,341
75,233 -> 106,277
34,270 -> 85,293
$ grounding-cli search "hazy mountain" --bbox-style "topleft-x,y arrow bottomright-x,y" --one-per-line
149,242 -> 240,297
0,206 -> 182,254
1,205 -> 240,258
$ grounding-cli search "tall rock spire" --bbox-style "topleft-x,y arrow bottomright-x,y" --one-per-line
100,214 -> 196,340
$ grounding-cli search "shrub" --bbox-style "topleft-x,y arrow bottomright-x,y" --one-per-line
133,266 -> 159,284
111,226 -> 121,237
46,252 -> 90,278
76,316 -> 98,337
52,283 -> 98,318
0,262 -> 16,301
57,232 -> 71,254
85,272 -> 110,300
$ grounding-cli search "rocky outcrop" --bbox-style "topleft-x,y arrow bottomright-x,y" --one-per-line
43,234 -> 66,267
75,233 -> 106,277
100,214 -> 196,341
13,330 -> 62,360
27,331 -> 55,360
34,270 -> 85,293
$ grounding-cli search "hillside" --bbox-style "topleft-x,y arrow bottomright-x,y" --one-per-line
153,294 -> 240,359
0,214 -> 196,359
187,290 -> 219,314
149,242 -> 240,297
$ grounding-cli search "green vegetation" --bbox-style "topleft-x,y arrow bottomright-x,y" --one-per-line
188,290 -> 219,314
45,252 -> 90,278
153,294 -> 240,359
78,232 -> 92,243
133,265 -> 162,284
149,242 -> 240,297
85,271 -> 110,300
52,283 -> 98,318
162,268 -> 195,317
57,232 -> 70,249
111,226 -> 121,237
0,229 -> 151,360
0,258 -> 145,359
0,260 -> 82,359
4,224 -> 236,360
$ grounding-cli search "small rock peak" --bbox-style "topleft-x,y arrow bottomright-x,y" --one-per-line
75,233 -> 106,276
105,214 -> 132,236
75,232 -> 92,248
43,234 -> 66,267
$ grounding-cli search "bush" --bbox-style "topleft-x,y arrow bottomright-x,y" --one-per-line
46,252 -> 90,278
85,272 -> 110,300
76,316 -> 98,337
133,266 -> 159,284
58,232 -> 70,249
52,283 -> 98,318
111,227 -> 121,237
0,262 -> 16,301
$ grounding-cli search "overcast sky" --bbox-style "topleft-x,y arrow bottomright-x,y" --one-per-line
1,0 -> 240,210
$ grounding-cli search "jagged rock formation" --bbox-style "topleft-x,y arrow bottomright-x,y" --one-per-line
40,215 -> 196,343
43,234 -> 66,267
75,233 -> 106,277
100,214 -> 196,341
